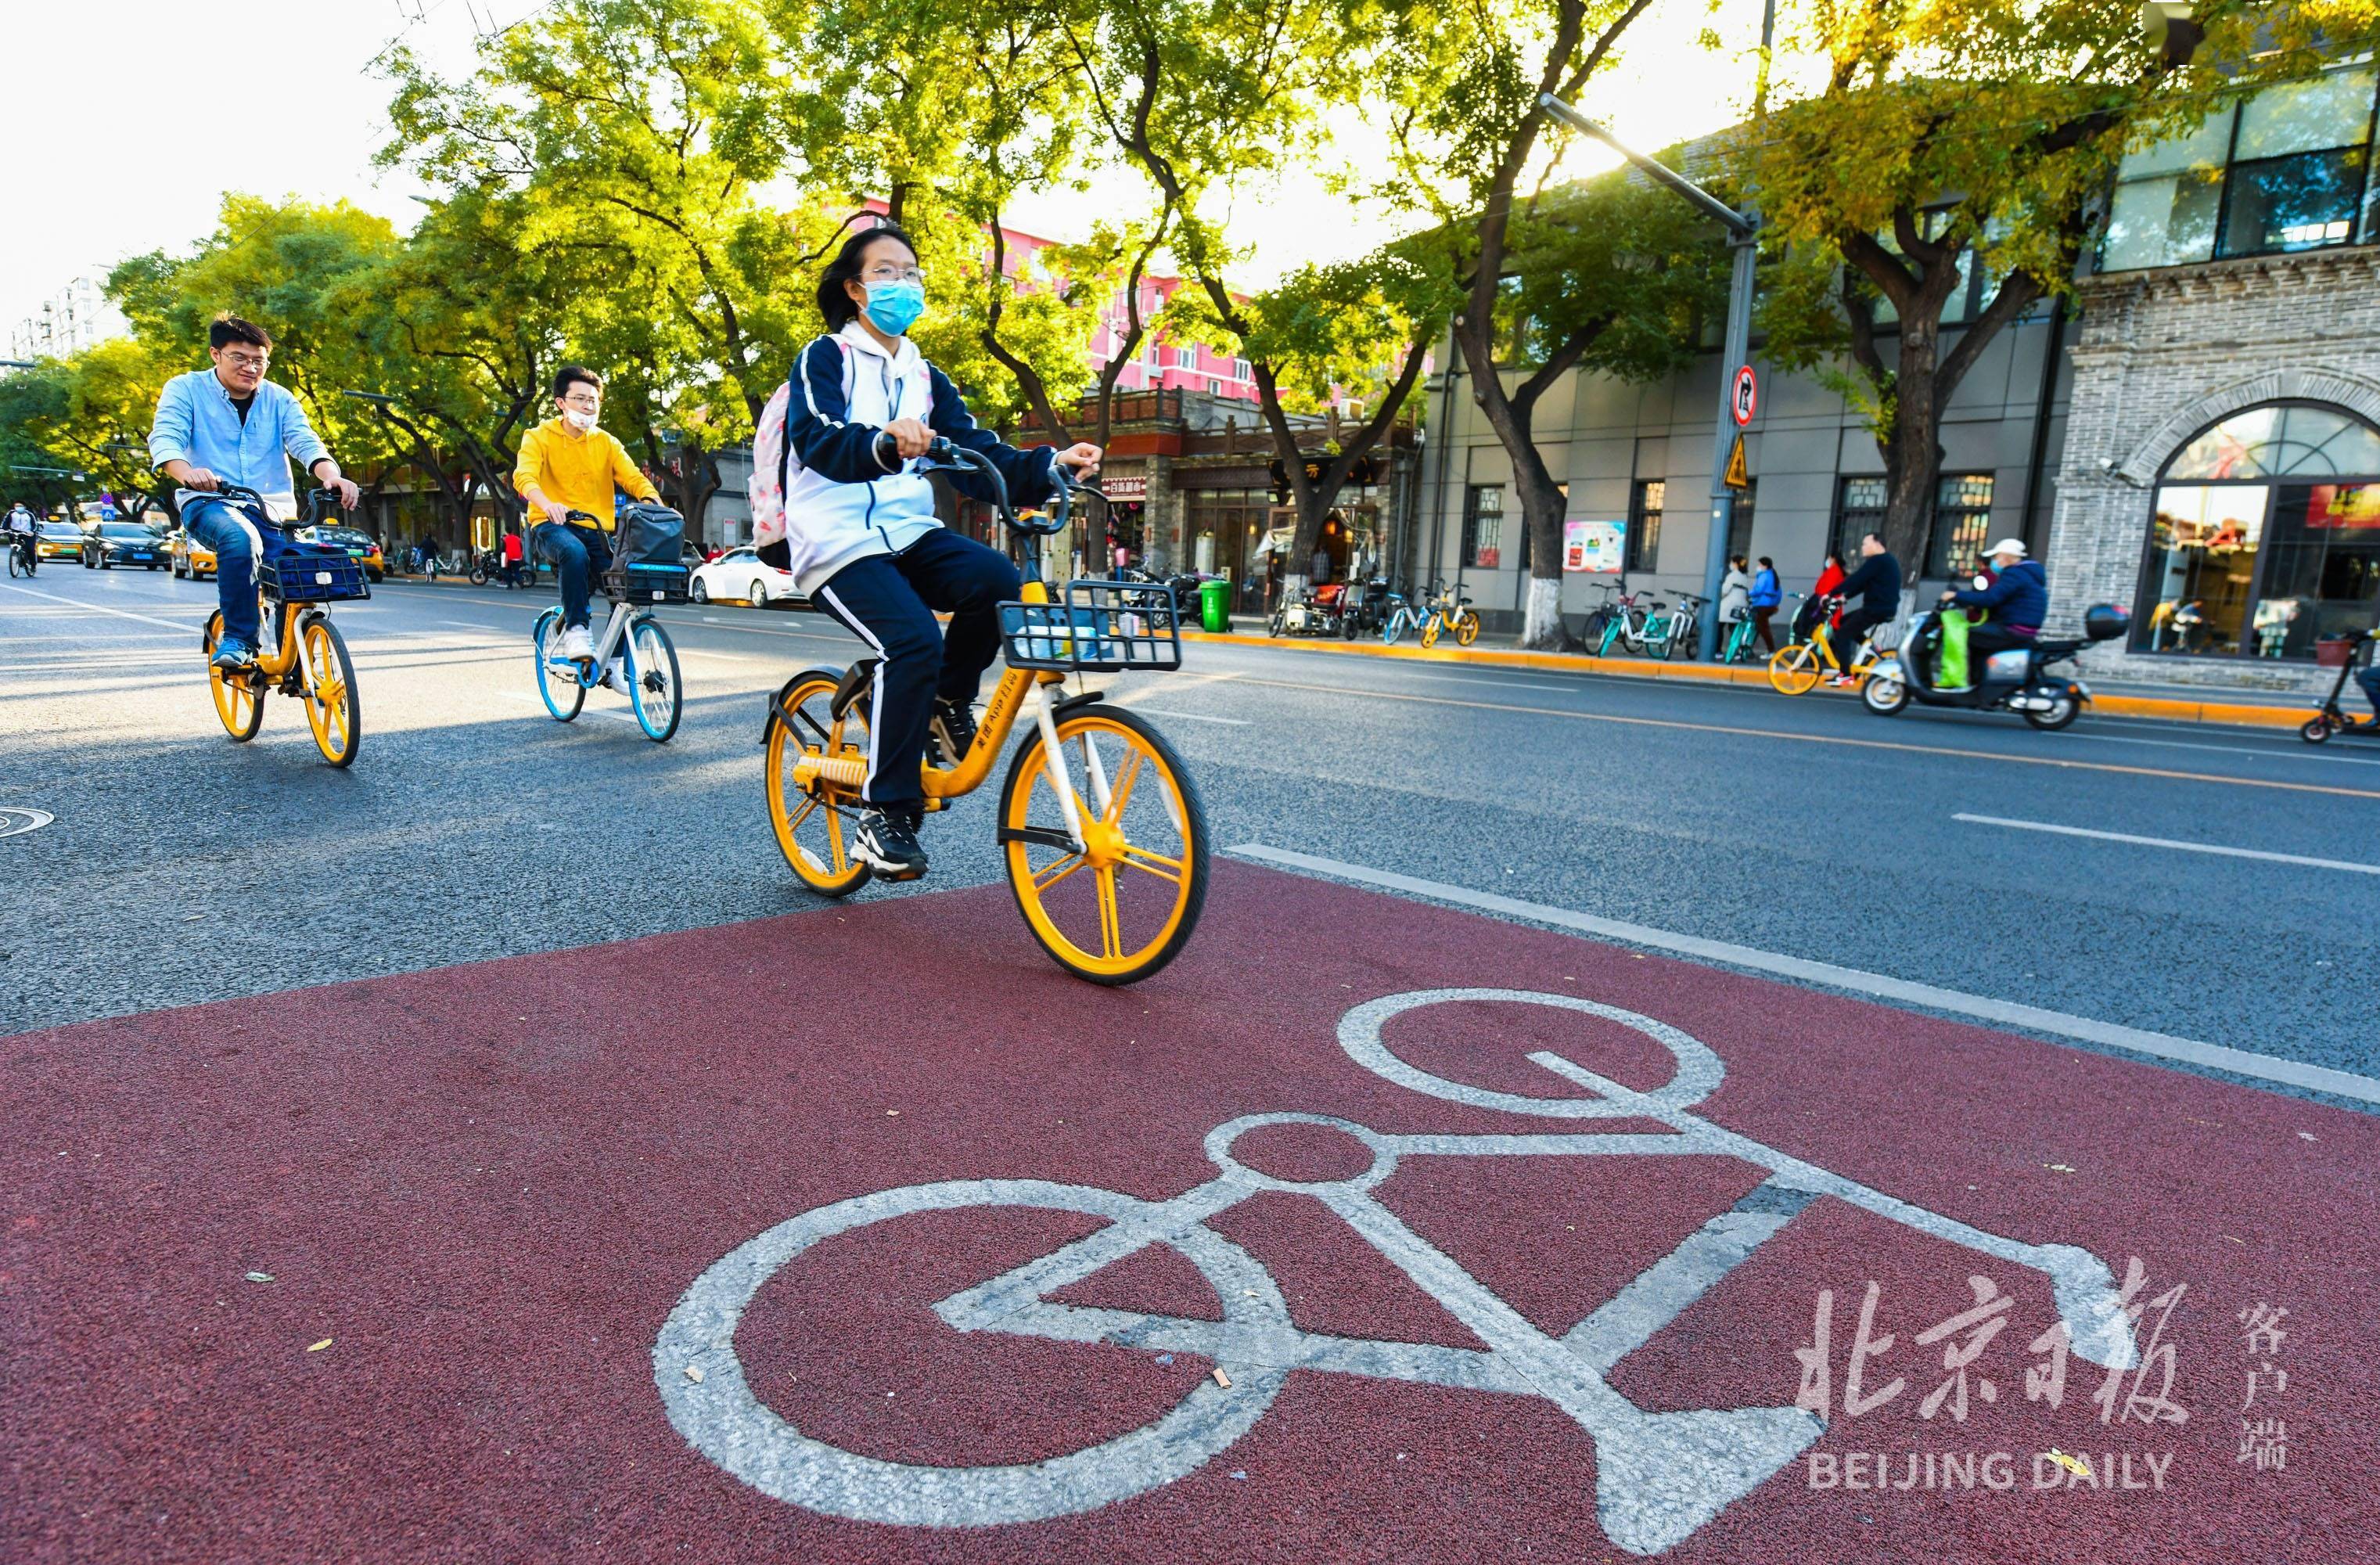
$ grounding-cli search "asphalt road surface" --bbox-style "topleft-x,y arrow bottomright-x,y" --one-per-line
3,564 -> 2372,1090
7,562 -> 2378,1565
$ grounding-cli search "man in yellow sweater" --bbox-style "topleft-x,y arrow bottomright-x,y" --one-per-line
513,365 -> 660,662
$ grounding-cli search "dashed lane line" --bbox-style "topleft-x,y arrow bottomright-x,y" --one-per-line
1953,813 -> 2380,876
1228,844 -> 2380,1108
1221,673 -> 2380,800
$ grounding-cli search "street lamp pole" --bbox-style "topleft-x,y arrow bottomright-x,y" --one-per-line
1537,92 -> 1756,660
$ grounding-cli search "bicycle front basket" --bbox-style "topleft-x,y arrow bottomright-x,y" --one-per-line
261,545 -> 369,603
613,559 -> 691,604
998,578 -> 1184,673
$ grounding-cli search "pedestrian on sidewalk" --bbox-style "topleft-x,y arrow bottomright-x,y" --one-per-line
1748,556 -> 1781,653
1720,556 -> 1752,625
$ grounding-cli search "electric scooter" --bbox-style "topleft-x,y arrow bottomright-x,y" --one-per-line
1861,603 -> 2130,731
2301,631 -> 2380,743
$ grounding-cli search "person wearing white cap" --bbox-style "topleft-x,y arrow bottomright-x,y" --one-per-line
1943,537 -> 2048,674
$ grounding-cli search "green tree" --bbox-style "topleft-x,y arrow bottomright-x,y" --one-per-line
1376,0 -> 1670,646
381,0 -> 821,531
1752,0 -> 2380,580
1073,0 -> 1435,585
108,194 -> 408,483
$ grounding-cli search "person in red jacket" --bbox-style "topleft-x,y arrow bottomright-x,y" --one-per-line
1793,552 -> 1846,642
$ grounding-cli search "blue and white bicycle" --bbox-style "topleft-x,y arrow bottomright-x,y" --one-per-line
529,509 -> 687,743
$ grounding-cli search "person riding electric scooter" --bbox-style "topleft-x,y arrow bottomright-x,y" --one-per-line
2301,624 -> 2380,743
1860,579 -> 2130,732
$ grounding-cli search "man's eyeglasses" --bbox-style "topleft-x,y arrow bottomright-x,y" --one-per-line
220,351 -> 269,371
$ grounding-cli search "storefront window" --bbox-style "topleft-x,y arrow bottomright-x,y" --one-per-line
2135,484 -> 2268,655
2134,402 -> 2380,659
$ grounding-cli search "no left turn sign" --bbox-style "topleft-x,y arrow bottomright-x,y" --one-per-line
1731,365 -> 1758,427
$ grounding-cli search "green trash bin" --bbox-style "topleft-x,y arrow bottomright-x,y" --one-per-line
1198,576 -> 1232,634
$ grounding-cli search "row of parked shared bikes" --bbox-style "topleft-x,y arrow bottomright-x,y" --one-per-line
183,456 -> 1212,990
1260,572 -> 2144,734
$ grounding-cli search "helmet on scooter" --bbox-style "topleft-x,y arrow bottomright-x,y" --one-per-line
2083,604 -> 2129,642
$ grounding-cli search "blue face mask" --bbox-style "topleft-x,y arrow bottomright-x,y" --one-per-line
863,279 -> 926,336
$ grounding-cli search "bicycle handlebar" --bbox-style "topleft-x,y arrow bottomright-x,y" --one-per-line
915,439 -> 1103,540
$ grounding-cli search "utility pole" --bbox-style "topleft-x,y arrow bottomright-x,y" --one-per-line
1538,0 -> 1775,660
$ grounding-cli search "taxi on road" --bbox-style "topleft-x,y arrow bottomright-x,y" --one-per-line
34,523 -> 84,562
166,526 -> 218,580
307,524 -> 386,582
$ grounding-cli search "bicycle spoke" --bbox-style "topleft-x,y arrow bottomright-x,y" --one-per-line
1034,851 -> 1088,890
1095,867 -> 1122,959
825,806 -> 848,875
1102,750 -> 1143,826
1119,844 -> 1183,884
787,795 -> 819,833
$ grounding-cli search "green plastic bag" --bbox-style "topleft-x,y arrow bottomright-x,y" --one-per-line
1939,608 -> 1973,689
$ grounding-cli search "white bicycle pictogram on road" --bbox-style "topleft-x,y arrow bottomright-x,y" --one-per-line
656,988 -> 2141,1556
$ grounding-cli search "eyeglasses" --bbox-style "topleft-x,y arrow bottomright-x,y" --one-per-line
219,351 -> 269,370
863,266 -> 926,285
560,394 -> 602,409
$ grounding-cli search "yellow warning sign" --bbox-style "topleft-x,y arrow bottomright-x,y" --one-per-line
1723,434 -> 1749,490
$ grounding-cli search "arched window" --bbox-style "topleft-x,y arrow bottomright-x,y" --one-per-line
2135,402 -> 2380,659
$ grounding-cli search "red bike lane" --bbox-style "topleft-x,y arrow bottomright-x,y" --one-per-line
4,862 -> 2373,1563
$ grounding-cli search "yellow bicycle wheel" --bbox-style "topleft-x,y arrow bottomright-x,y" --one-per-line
1419,617 -> 1441,649
1768,642 -> 1822,696
202,611 -> 264,742
1454,610 -> 1481,646
1000,704 -> 1209,984
764,668 -> 872,898
299,616 -> 361,767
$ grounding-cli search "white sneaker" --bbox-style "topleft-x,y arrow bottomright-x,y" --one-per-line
556,624 -> 595,661
599,658 -> 625,690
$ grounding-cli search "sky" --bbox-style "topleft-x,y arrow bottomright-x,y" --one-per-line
4,0 -> 1781,336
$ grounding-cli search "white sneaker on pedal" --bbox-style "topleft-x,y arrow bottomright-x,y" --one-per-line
556,624 -> 595,661
599,657 -> 625,690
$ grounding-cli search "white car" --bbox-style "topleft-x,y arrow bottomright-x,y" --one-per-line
688,546 -> 800,608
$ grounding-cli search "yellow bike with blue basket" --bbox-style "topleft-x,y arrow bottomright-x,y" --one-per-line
762,441 -> 1209,984
198,485 -> 367,767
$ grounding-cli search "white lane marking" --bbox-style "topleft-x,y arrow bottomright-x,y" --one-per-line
2062,729 -> 2380,766
1129,707 -> 1249,726
1953,812 -> 2380,876
0,582 -> 207,632
1384,670 -> 1577,693
1228,844 -> 2380,1107
677,649 -> 759,664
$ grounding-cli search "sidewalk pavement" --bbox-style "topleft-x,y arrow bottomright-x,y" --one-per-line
1181,625 -> 2331,732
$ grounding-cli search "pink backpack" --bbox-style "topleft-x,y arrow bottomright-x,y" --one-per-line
749,336 -> 854,549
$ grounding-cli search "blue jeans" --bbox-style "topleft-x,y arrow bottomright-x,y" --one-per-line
2357,662 -> 2380,718
532,520 -> 611,629
183,498 -> 282,646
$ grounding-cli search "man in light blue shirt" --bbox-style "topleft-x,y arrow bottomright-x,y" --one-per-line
149,315 -> 360,667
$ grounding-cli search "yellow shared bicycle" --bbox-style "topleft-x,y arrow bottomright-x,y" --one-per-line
1767,601 -> 1883,696
1418,583 -> 1480,648
762,443 -> 1209,985
198,486 -> 365,767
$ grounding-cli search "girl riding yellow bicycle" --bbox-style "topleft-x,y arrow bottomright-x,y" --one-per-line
763,222 -> 1101,880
